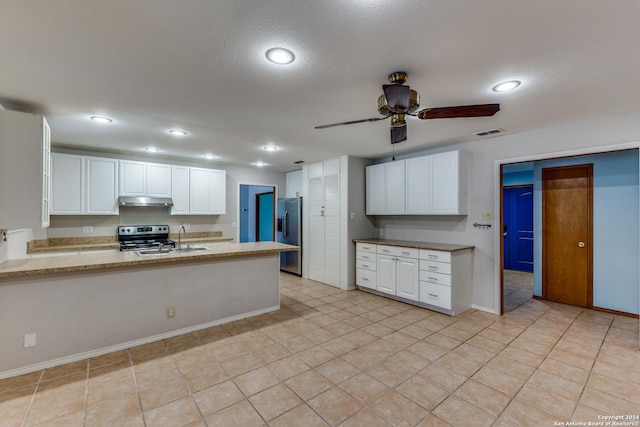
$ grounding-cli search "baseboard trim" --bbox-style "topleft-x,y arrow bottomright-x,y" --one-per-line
0,305 -> 279,380
529,296 -> 637,318
592,305 -> 639,319
471,304 -> 499,315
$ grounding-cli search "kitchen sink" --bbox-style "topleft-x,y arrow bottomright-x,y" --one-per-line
175,245 -> 209,252
135,248 -> 175,256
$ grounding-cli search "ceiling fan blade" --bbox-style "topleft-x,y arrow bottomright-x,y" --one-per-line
314,116 -> 388,129
417,103 -> 500,120
383,84 -> 410,113
391,125 -> 407,144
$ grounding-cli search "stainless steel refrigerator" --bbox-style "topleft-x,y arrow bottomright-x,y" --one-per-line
277,197 -> 302,275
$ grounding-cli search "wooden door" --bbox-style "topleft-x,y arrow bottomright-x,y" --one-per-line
542,165 -> 593,307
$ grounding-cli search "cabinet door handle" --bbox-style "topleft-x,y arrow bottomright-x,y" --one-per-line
381,249 -> 390,253
428,266 -> 438,270
362,277 -> 369,281
428,254 -> 438,259
428,277 -> 438,281
401,251 -> 411,255
362,255 -> 370,259
361,264 -> 369,269
428,293 -> 438,298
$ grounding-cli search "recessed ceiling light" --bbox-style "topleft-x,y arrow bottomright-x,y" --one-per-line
263,146 -> 279,151
265,47 -> 295,65
253,161 -> 267,167
144,147 -> 160,152
169,129 -> 188,136
202,153 -> 216,160
90,116 -> 112,124
492,80 -> 521,92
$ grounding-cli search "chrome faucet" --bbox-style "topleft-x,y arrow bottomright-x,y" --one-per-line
177,224 -> 186,251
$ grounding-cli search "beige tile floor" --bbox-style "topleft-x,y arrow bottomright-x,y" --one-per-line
1,273 -> 638,427
503,270 -> 534,313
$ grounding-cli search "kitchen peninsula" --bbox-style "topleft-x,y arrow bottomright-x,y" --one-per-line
0,242 -> 298,378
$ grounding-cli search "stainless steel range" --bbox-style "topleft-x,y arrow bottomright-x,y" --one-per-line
118,225 -> 175,251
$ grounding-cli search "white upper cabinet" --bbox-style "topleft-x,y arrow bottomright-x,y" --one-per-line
119,160 -> 146,196
51,153 -> 119,215
41,118 -> 51,227
146,163 -> 172,198
51,153 -> 84,214
207,169 -> 226,214
430,150 -> 467,214
85,157 -> 119,214
187,167 -> 226,215
366,161 -> 405,215
405,156 -> 431,214
119,160 -> 171,198
170,166 -> 190,215
367,149 -> 467,215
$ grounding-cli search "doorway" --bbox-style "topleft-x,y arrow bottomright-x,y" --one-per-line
255,191 -> 275,241
542,164 -> 593,307
239,184 -> 276,243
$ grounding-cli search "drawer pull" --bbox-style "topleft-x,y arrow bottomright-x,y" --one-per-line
428,293 -> 438,298
362,255 -> 370,259
382,249 -> 390,253
401,251 -> 411,255
428,277 -> 438,281
362,264 -> 369,268
362,277 -> 369,281
428,254 -> 438,259
362,246 -> 370,250
428,266 -> 438,270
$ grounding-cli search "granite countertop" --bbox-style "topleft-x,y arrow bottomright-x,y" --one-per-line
0,242 -> 298,279
353,238 -> 474,252
27,236 -> 234,254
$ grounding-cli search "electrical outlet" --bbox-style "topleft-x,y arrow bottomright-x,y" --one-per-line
167,307 -> 176,318
24,333 -> 36,348
83,226 -> 93,233
232,222 -> 237,229
379,229 -> 384,237
481,212 -> 493,221
350,212 -> 355,220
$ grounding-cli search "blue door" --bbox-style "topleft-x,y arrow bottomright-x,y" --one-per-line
503,186 -> 534,272
256,192 -> 274,241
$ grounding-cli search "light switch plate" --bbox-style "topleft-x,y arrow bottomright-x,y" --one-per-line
481,212 -> 493,221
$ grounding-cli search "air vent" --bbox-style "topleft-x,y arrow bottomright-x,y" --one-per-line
474,128 -> 503,137
292,160 -> 305,164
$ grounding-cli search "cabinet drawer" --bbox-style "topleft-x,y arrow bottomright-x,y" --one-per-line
420,249 -> 451,263
356,243 -> 377,253
419,260 -> 452,275
419,281 -> 452,309
356,251 -> 376,262
356,269 -> 377,289
356,259 -> 376,271
377,245 -> 419,259
419,270 -> 452,286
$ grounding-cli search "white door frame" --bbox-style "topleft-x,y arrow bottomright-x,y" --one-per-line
237,182 -> 279,243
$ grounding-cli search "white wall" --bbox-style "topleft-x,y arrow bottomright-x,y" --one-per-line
0,110 -> 47,240
49,148 -> 287,240
373,109 -> 640,313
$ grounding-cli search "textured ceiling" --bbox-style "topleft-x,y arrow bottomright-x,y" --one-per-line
2,0 -> 640,171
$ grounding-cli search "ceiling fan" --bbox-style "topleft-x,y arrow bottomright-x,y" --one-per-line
314,72 -> 500,144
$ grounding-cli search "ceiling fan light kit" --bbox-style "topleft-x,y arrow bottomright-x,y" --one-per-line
315,71 -> 501,145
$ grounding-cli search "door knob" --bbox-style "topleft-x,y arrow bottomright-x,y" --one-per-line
578,241 -> 585,248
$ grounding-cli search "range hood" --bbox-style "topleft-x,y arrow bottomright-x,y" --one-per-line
118,196 -> 174,208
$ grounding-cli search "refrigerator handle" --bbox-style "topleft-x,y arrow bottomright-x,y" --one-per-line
282,211 -> 288,240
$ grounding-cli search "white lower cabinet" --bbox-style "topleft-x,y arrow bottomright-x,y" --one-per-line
356,243 -> 377,290
355,241 -> 473,315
